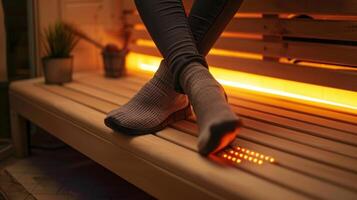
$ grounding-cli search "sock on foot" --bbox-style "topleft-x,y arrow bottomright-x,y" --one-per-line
105,62 -> 190,135
180,62 -> 241,155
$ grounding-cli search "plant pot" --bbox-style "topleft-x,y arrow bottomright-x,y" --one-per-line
102,49 -> 127,78
42,57 -> 73,84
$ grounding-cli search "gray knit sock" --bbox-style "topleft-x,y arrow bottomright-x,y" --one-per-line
180,62 -> 242,155
105,61 -> 190,135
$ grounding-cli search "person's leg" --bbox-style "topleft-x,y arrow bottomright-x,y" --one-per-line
106,0 -> 242,155
184,0 -> 244,155
188,0 -> 243,56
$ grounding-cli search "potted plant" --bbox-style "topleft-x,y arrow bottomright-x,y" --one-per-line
101,43 -> 128,78
42,21 -> 79,84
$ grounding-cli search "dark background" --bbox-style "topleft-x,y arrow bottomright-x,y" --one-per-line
1,0 -> 30,138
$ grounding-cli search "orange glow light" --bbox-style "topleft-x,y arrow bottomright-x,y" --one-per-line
126,52 -> 357,113
221,147 -> 274,166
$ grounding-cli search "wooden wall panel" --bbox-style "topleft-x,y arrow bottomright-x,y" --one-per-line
34,0 -> 122,74
129,43 -> 357,92
128,14 -> 357,42
239,0 -> 357,15
122,0 -> 357,15
122,0 -> 357,92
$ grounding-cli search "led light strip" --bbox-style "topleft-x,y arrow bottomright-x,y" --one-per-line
126,53 -> 357,112
220,146 -> 275,166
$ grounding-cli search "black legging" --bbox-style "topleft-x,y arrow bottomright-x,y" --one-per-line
134,0 -> 243,91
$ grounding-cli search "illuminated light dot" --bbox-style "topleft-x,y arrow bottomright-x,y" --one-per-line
235,152 -> 239,156
239,154 -> 243,158
236,159 -> 242,163
270,158 -> 275,163
255,153 -> 260,157
253,158 -> 258,163
232,157 -> 237,162
223,154 -> 227,158
236,147 -> 241,150
250,152 -> 255,155
230,150 -> 234,154
248,157 -> 253,161
228,156 -> 232,160
258,160 -> 263,165
265,156 -> 270,161
244,155 -> 248,159
246,150 -> 250,154
242,149 -> 245,152
260,155 -> 264,159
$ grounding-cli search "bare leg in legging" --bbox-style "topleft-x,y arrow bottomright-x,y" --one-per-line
105,0 -> 243,155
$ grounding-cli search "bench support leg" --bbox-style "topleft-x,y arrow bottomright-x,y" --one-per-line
10,109 -> 29,157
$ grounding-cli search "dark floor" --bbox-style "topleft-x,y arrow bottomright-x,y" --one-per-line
0,131 -> 155,200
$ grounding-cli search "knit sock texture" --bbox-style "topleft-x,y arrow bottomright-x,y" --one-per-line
180,62 -> 241,155
105,62 -> 190,135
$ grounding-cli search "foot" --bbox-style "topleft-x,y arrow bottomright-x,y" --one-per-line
180,62 -> 242,156
105,61 -> 191,135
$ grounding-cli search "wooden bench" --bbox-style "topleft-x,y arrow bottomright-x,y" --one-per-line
9,71 -> 357,199
10,0 -> 357,199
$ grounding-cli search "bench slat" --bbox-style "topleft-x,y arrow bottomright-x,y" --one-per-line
78,76 -> 357,145
64,75 -> 357,168
174,120 -> 357,174
158,127 -> 355,198
32,78 -> 357,199
68,79 -> 357,159
10,79 -> 307,199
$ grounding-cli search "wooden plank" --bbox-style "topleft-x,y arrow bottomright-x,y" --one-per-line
123,0 -> 357,18
239,0 -> 357,15
129,13 -> 357,42
64,74 -> 357,168
128,44 -> 357,92
228,89 -> 357,125
174,120 -> 357,174
228,97 -> 357,134
227,18 -> 357,42
38,84 -> 117,113
81,73 -> 357,126
233,117 -> 357,159
74,74 -> 357,148
214,37 -> 357,67
130,34 -> 357,69
10,79 -> 306,200
31,78 -> 357,199
9,109 -> 28,157
157,129 -> 357,193
85,72 -> 357,129
206,55 -> 357,92
158,129 -> 357,192
229,106 -> 357,146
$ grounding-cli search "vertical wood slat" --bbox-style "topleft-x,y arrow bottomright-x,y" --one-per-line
10,109 -> 29,157
262,14 -> 281,62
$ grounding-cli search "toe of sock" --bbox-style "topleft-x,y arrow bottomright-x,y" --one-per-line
198,119 -> 242,156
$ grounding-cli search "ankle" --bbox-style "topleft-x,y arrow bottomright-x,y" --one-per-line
179,62 -> 211,92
